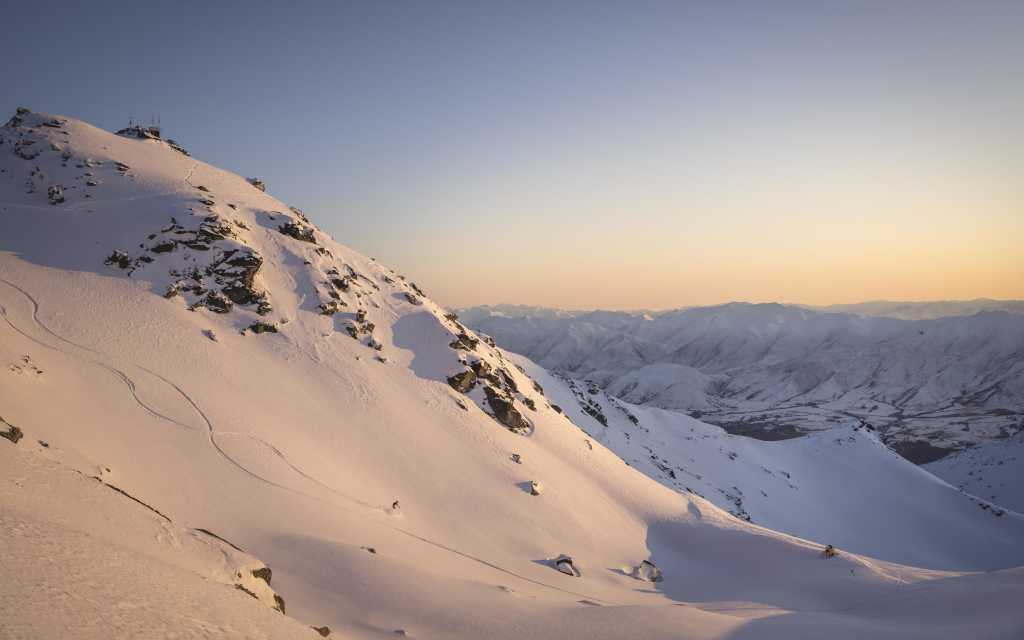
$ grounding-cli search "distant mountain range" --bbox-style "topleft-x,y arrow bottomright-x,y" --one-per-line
809,299 -> 1024,321
459,301 -> 1024,462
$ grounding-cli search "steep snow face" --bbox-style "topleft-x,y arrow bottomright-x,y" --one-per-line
516,356 -> 1024,571
461,303 -> 1024,459
2,110 -> 1024,639
926,433 -> 1024,514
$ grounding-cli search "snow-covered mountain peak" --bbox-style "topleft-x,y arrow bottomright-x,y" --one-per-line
3,109 -> 1023,639
1,108 -> 553,434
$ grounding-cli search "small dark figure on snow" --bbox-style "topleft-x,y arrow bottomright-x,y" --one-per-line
823,544 -> 838,559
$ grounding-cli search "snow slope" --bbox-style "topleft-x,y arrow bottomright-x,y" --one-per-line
0,443 -> 316,639
2,109 -> 1023,639
926,432 -> 1024,514
461,303 -> 1024,459
515,356 -> 1024,570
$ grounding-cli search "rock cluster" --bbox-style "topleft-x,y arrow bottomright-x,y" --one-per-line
447,357 -> 533,434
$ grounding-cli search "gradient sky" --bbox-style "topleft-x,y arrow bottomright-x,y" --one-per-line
3,1 -> 1022,309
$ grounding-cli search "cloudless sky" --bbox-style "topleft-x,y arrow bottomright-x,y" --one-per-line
3,0 -> 1022,309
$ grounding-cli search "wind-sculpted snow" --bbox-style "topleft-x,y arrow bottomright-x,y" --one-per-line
461,303 -> 1024,459
2,109 -> 1023,639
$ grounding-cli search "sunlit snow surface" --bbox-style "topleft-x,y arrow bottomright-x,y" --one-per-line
2,111 -> 1022,639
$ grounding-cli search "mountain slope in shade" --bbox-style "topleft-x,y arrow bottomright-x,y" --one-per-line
2,109 -> 1023,639
460,303 -> 1024,460
926,432 -> 1024,514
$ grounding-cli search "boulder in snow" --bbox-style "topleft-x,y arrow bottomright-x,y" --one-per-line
245,322 -> 278,335
632,559 -> 663,582
278,221 -> 316,243
1,418 -> 24,444
47,185 -> 64,204
553,554 -> 580,577
483,386 -> 531,434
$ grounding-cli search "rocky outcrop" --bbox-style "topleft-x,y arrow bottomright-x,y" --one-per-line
278,221 -> 316,243
449,331 -> 479,351
484,386 -> 530,434
318,300 -> 345,316
1,418 -> 23,444
447,369 -> 477,393
345,309 -> 376,342
104,250 -> 133,270
632,559 -> 663,582
245,322 -> 278,335
553,554 -> 580,577
251,567 -> 272,585
107,211 -> 271,317
47,185 -> 64,204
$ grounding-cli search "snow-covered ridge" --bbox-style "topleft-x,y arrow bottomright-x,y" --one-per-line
460,302 -> 1024,460
0,108 -> 548,432
2,109 -> 1023,638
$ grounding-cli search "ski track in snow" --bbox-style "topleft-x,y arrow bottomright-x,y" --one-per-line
0,276 -> 621,607
0,277 -> 195,431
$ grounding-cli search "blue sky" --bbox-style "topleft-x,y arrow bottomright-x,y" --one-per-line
3,1 -> 1022,308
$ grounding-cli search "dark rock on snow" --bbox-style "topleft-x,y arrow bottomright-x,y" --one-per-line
278,221 -> 317,243
1,418 -> 24,444
484,386 -> 530,434
251,566 -> 272,585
